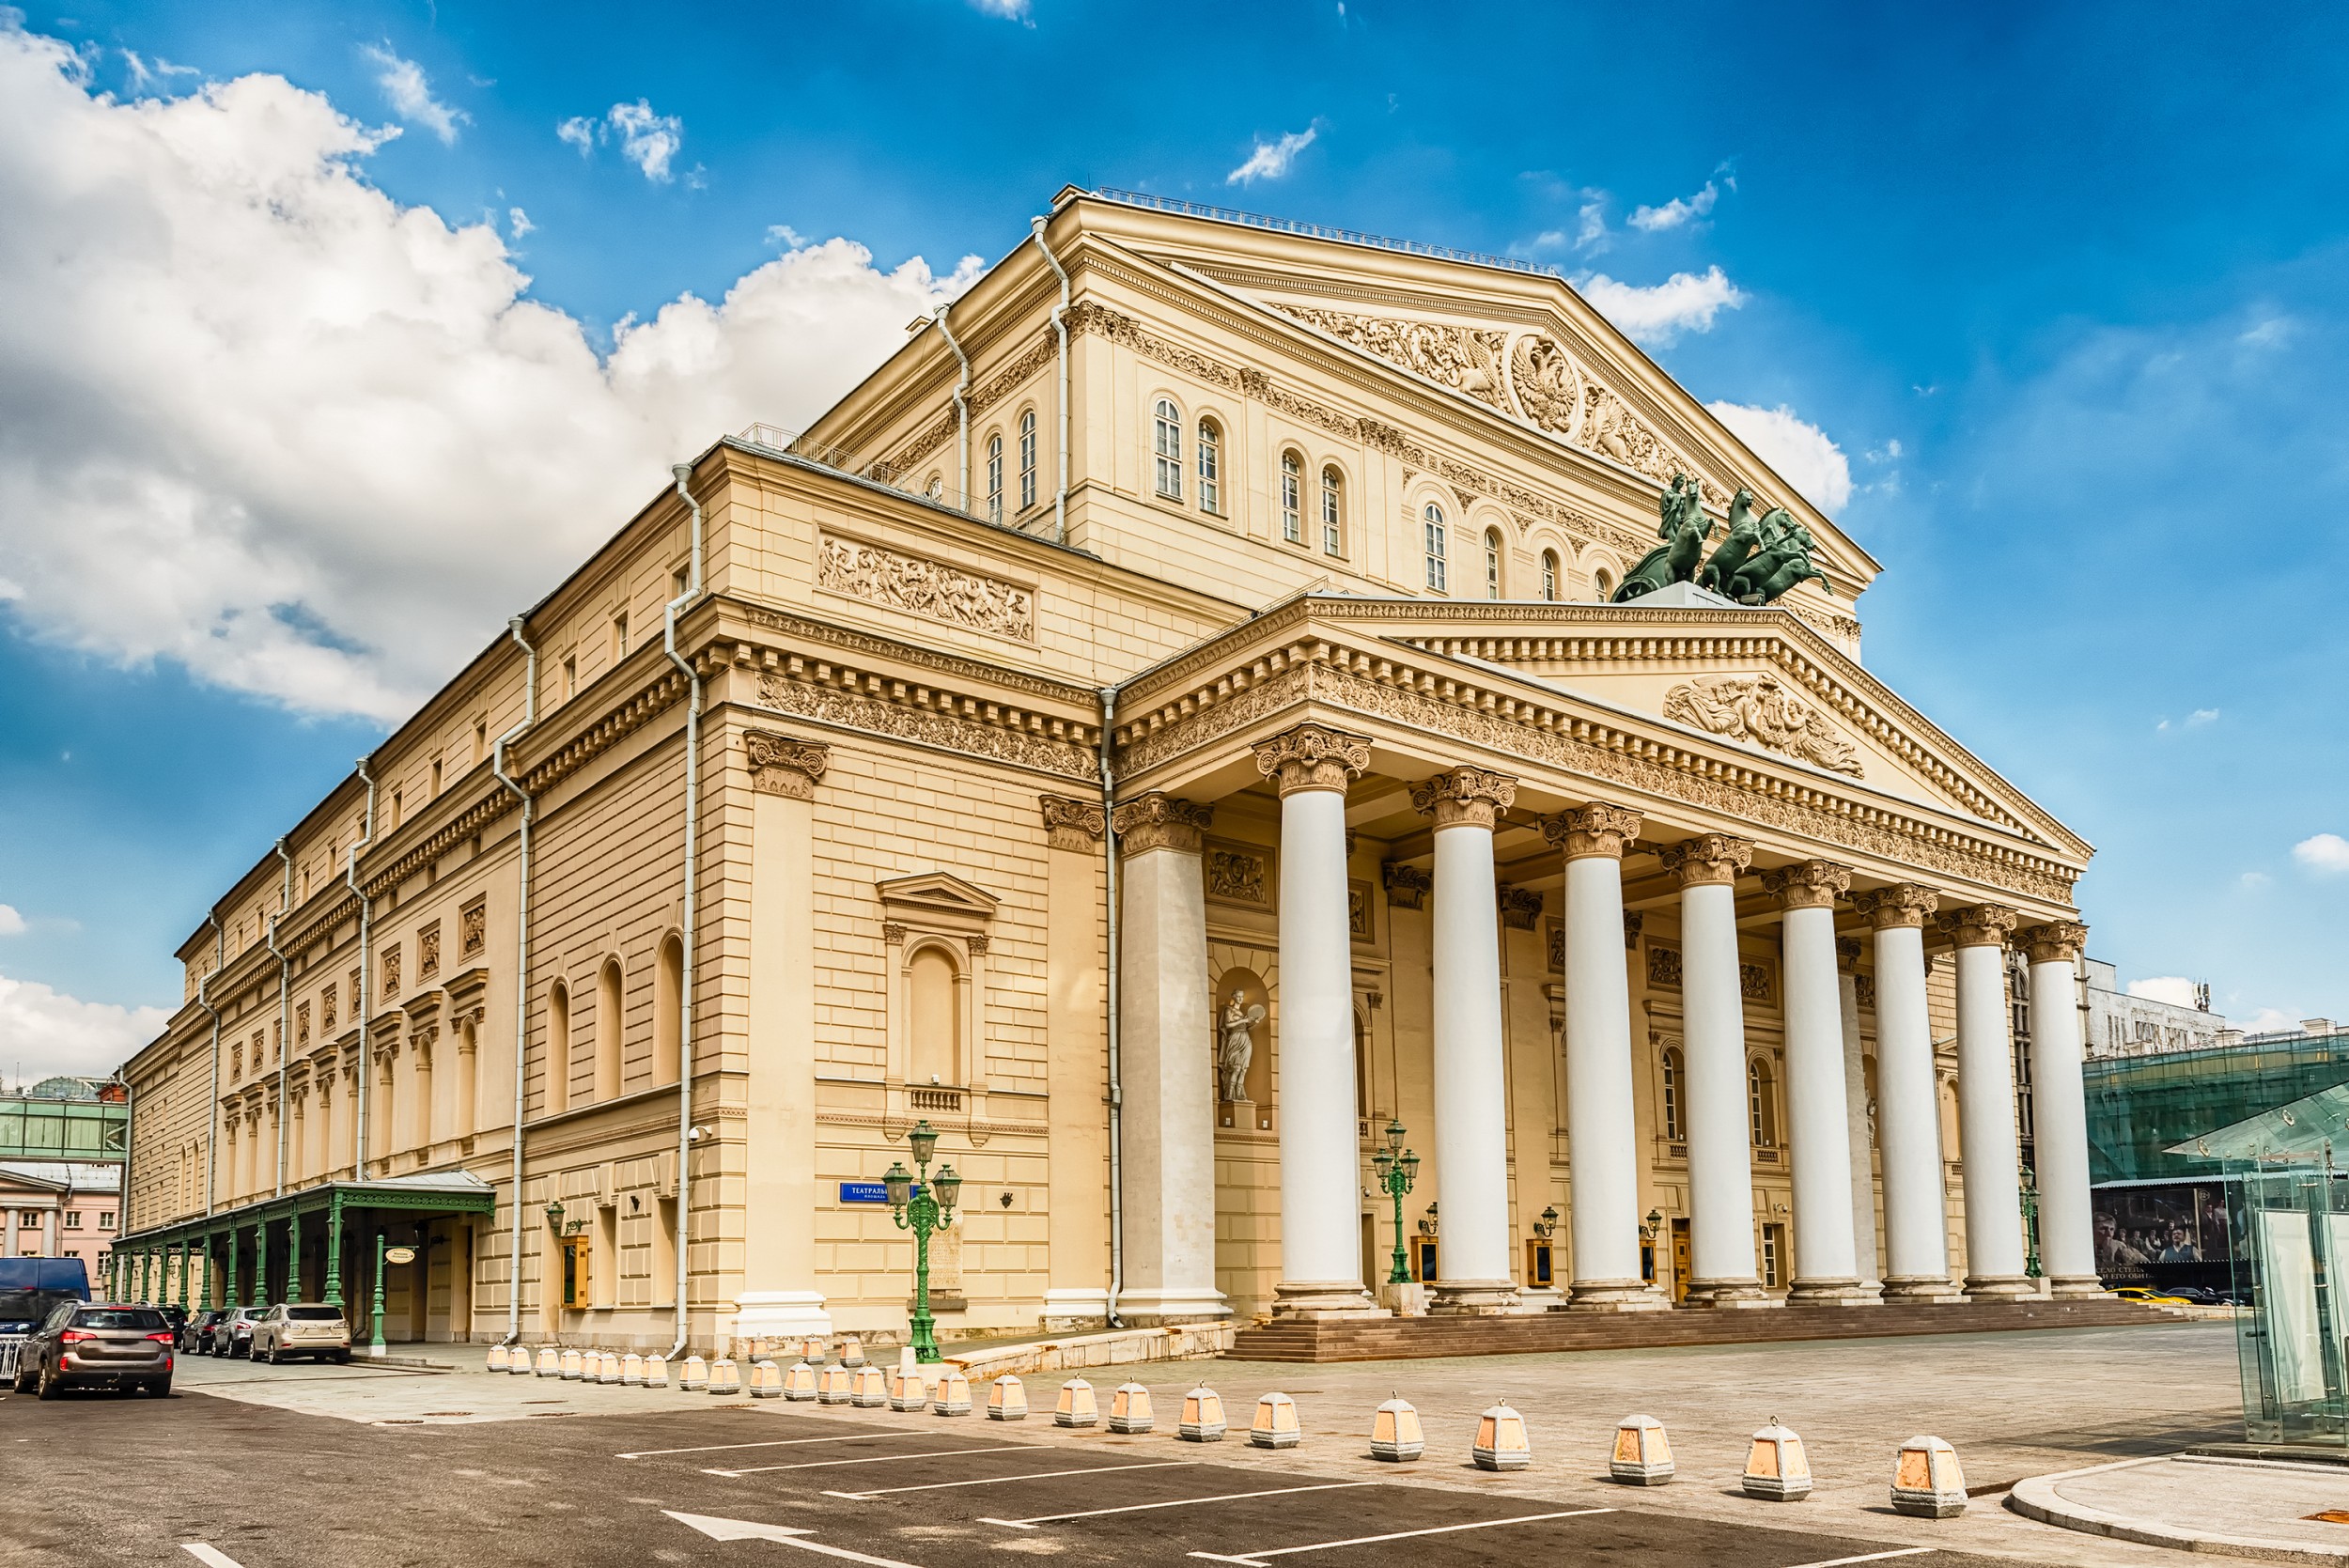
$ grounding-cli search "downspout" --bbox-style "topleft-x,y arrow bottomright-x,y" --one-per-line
932,303 -> 972,512
270,839 -> 292,1196
345,762 -> 377,1182
662,460 -> 707,1359
1096,686 -> 1124,1328
490,614 -> 537,1348
197,913 -> 224,1218
1029,215 -> 1073,544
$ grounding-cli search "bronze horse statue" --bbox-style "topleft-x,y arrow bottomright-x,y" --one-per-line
1610,475 -> 1713,602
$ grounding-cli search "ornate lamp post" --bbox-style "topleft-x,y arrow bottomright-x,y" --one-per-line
884,1120 -> 961,1362
368,1232 -> 388,1358
1370,1119 -> 1421,1285
2020,1171 -> 2043,1279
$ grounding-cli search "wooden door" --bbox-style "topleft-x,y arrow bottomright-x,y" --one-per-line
1670,1219 -> 1693,1304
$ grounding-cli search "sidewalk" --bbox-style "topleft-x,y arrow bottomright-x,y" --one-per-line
2012,1454 -> 2349,1563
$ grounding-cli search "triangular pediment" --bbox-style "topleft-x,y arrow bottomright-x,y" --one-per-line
875,871 -> 1002,924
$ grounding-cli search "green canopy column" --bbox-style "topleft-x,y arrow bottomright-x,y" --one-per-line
178,1242 -> 193,1308
324,1190 -> 346,1311
255,1218 -> 271,1310
137,1250 -> 150,1303
226,1225 -> 241,1311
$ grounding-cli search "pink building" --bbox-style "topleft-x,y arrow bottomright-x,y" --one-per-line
1,1163 -> 121,1270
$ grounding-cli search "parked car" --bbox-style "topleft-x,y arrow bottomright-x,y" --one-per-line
184,1309 -> 229,1354
250,1303 -> 350,1365
210,1306 -> 267,1358
2113,1285 -> 2195,1306
12,1301 -> 174,1398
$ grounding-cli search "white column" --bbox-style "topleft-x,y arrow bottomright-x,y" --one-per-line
1856,885 -> 1961,1301
1543,804 -> 1661,1312
1412,767 -> 1519,1314
1940,906 -> 2033,1298
1112,792 -> 1229,1324
1767,862 -> 1871,1303
2021,921 -> 2102,1295
1666,834 -> 1768,1307
1838,939 -> 1881,1288
1254,725 -> 1381,1319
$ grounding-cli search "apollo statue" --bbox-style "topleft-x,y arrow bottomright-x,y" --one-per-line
1218,989 -> 1267,1104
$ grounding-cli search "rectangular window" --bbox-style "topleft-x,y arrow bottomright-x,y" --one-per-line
389,788 -> 403,830
1321,475 -> 1342,556
612,613 -> 629,660
560,1235 -> 590,1309
671,566 -> 689,600
1280,457 -> 1300,543
1018,413 -> 1037,510
63,1211 -> 81,1229
99,1212 -> 115,1230
1423,521 -> 1448,592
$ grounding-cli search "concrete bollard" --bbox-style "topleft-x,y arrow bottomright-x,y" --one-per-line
889,1366 -> 929,1413
1251,1392 -> 1301,1450
678,1355 -> 709,1392
987,1374 -> 1027,1421
898,1345 -> 919,1375
1054,1377 -> 1097,1429
486,1343 -> 510,1373
1177,1386 -> 1226,1442
1472,1402 -> 1530,1472
800,1335 -> 829,1365
1370,1395 -> 1423,1462
848,1366 -> 888,1408
1741,1421 -> 1812,1502
1610,1415 -> 1673,1485
560,1348 -> 585,1381
817,1364 -> 854,1405
536,1346 -> 563,1377
621,1353 -> 645,1387
708,1358 -> 743,1396
749,1359 -> 785,1400
838,1335 -> 866,1368
933,1369 -> 972,1417
783,1359 -> 819,1402
510,1349 -> 535,1376
599,1352 -> 625,1384
1890,1435 -> 1967,1517
1108,1382 -> 1154,1435
642,1354 -> 668,1389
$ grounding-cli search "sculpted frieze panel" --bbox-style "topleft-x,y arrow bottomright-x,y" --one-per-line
1269,304 -> 1509,410
816,533 -> 1035,643
1663,673 -> 1863,778
754,672 -> 1093,781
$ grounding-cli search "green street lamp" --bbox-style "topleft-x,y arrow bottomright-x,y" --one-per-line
886,1119 -> 961,1363
2020,1170 -> 2043,1279
368,1232 -> 388,1358
1370,1118 -> 1421,1286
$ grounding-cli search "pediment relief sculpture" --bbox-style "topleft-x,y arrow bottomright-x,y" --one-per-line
1268,303 -> 1509,409
1663,672 -> 1864,778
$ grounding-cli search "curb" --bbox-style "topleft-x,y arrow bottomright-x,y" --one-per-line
2007,1459 -> 2349,1563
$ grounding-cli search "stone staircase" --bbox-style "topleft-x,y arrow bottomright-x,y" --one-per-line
1225,1296 -> 2183,1363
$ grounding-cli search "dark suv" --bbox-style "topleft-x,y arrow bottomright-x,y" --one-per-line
185,1309 -> 229,1355
14,1302 -> 174,1398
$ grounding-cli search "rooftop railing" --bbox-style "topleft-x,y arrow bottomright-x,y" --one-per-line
1090,187 -> 1564,279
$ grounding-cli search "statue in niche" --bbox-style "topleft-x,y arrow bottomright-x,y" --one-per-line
1218,989 -> 1267,1104
1610,474 -> 1711,602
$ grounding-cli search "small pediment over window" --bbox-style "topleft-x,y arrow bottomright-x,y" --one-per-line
875,871 -> 1002,937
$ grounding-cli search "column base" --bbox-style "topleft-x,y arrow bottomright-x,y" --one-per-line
2049,1274 -> 2109,1298
1039,1287 -> 1110,1332
1112,1286 -> 1231,1327
1786,1278 -> 1881,1306
1963,1274 -> 2038,1301
1566,1279 -> 1672,1312
1880,1275 -> 1967,1303
1270,1280 -> 1386,1320
1680,1278 -> 1781,1309
732,1291 -> 833,1344
1428,1279 -> 1521,1316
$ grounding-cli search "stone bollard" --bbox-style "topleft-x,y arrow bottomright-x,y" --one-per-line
536,1346 -> 563,1377
838,1335 -> 865,1368
708,1358 -> 743,1396
889,1365 -> 928,1413
848,1366 -> 888,1408
486,1343 -> 509,1373
1742,1421 -> 1812,1501
1108,1382 -> 1153,1435
987,1374 -> 1027,1421
510,1348 -> 535,1376
933,1369 -> 972,1417
1054,1377 -> 1097,1428
1250,1392 -> 1301,1450
749,1359 -> 785,1400
1370,1395 -> 1423,1462
800,1335 -> 829,1365
1610,1415 -> 1673,1485
1177,1386 -> 1226,1442
621,1353 -> 645,1387
782,1359 -> 819,1402
817,1364 -> 854,1405
1890,1436 -> 1967,1517
560,1348 -> 584,1381
678,1355 -> 709,1392
599,1352 -> 623,1384
642,1354 -> 668,1389
1472,1402 -> 1530,1472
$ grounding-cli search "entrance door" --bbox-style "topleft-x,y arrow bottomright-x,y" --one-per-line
1360,1214 -> 1379,1293
1670,1219 -> 1693,1304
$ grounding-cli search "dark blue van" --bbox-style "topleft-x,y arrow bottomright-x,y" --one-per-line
0,1257 -> 93,1337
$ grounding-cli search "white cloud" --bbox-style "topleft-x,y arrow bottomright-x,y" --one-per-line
2127,976 -> 2199,1008
2239,1006 -> 2301,1034
1628,180 -> 1720,232
1703,401 -> 1854,512
360,42 -> 467,146
2241,870 -> 2272,889
2294,833 -> 2349,874
1580,265 -> 1746,347
969,0 -> 1035,21
507,206 -> 533,239
556,114 -> 595,155
0,905 -> 24,937
606,99 -> 683,182
1228,126 -> 1316,186
0,23 -> 982,720
2188,706 -> 2219,725
0,969 -> 169,1082
120,50 -> 195,93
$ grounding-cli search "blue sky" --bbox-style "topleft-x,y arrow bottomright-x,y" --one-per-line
3,1 -> 2346,1078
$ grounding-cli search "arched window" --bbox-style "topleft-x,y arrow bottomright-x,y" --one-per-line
908,945 -> 960,1087
1321,467 -> 1344,557
1196,418 -> 1221,513
1541,550 -> 1560,602
1423,504 -> 1448,592
1280,452 -> 1302,543
1153,398 -> 1182,499
1660,1047 -> 1684,1141
546,980 -> 570,1115
1750,1058 -> 1780,1148
1485,528 -> 1504,599
653,935 -> 682,1086
596,958 -> 623,1101
1018,409 -> 1037,511
1593,567 -> 1615,601
985,432 -> 1003,524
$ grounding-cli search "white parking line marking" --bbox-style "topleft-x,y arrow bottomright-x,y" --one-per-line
622,1432 -> 927,1460
1185,1506 -> 1614,1564
666,1511 -> 927,1565
710,1444 -> 1020,1478
1781,1551 -> 1936,1568
988,1479 -> 1377,1529
831,1459 -> 1198,1499
181,1547 -> 246,1568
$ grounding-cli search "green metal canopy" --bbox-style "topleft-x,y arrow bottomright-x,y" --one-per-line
2165,1081 -> 2349,1165
116,1170 -> 496,1252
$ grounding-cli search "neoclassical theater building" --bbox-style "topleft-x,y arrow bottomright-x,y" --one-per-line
113,188 -> 2101,1349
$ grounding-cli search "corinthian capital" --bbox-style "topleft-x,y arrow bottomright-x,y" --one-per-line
2017,919 -> 2090,964
1408,766 -> 1517,831
1252,722 -> 1370,796
1660,832 -> 1754,888
1852,883 -> 1940,930
1038,793 -> 1108,852
1937,903 -> 2021,949
1764,859 -> 1852,910
746,729 -> 831,800
1540,802 -> 1643,862
1110,793 -> 1213,856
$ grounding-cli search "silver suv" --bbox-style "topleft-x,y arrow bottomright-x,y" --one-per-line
13,1302 -> 174,1398
251,1303 -> 351,1364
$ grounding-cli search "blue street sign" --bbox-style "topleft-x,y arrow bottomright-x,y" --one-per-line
838,1181 -> 926,1203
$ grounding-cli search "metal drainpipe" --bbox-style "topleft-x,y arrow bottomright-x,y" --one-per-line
197,913 -> 224,1219
345,762 -> 377,1185
932,303 -> 972,511
490,614 -> 537,1348
1029,214 -> 1073,544
269,839 -> 292,1196
1096,685 -> 1124,1328
662,460 -> 707,1359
